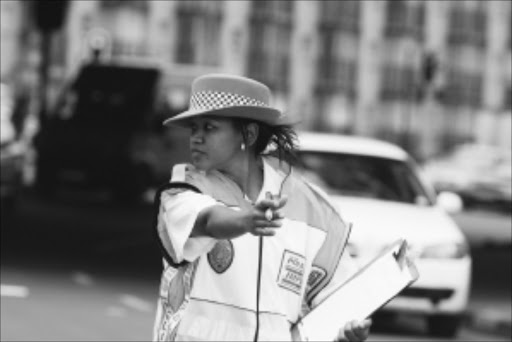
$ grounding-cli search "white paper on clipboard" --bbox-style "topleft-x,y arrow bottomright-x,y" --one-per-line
292,239 -> 419,341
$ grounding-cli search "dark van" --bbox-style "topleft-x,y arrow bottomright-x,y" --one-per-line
35,63 -> 189,203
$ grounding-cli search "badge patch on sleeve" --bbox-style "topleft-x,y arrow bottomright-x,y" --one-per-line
207,240 -> 234,274
277,250 -> 306,295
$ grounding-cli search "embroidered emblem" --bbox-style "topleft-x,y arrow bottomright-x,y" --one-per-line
277,250 -> 306,295
307,266 -> 327,292
207,240 -> 234,273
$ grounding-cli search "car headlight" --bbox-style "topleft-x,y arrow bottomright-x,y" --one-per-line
420,242 -> 469,259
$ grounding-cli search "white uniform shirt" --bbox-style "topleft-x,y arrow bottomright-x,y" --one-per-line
153,158 -> 357,341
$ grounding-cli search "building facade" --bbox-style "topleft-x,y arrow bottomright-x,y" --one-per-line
1,0 -> 511,159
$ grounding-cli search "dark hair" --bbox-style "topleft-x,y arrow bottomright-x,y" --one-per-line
234,119 -> 299,165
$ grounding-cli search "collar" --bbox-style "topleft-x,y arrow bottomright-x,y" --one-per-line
256,156 -> 288,202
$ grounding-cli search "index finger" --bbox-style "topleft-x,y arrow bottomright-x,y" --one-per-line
266,192 -> 284,208
256,194 -> 288,210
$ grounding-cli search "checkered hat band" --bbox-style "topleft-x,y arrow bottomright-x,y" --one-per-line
190,91 -> 269,111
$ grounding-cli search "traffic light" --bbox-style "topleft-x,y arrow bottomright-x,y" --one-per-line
422,52 -> 438,84
32,0 -> 69,32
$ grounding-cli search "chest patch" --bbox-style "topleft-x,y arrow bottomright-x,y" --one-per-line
207,240 -> 234,274
277,250 -> 306,295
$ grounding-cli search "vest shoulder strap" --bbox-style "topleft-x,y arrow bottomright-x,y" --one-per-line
152,180 -> 201,268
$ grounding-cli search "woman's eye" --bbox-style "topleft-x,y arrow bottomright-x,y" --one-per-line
205,124 -> 215,131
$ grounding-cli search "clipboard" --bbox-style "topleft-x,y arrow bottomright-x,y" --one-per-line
292,239 -> 419,341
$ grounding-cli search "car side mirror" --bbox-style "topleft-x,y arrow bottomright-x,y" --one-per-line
437,191 -> 463,213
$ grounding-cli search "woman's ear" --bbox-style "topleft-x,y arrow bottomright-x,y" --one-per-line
246,123 -> 259,147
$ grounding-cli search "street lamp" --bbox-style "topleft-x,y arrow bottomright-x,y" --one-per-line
31,0 -> 69,130
421,51 -> 438,93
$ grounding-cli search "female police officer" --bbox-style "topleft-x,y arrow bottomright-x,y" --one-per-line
153,74 -> 371,341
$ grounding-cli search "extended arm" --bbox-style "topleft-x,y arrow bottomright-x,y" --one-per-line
158,189 -> 287,264
191,195 -> 287,239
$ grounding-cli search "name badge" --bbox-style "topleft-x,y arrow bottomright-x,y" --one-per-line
277,250 -> 306,295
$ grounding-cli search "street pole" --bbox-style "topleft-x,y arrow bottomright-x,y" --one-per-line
31,0 -> 69,192
32,0 -> 69,133
38,30 -> 51,132
402,38 -> 420,156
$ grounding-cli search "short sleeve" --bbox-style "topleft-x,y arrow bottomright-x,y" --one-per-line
158,190 -> 220,263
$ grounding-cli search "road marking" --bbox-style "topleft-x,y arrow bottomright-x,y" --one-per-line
119,294 -> 153,312
0,284 -> 29,298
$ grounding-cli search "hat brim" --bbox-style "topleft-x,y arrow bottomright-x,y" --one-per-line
163,106 -> 294,127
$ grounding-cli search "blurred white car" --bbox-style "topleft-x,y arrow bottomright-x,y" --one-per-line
423,143 -> 512,210
296,131 -> 471,338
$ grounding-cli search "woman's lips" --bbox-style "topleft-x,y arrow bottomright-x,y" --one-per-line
191,149 -> 205,157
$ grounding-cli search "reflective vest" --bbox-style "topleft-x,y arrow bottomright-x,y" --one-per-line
153,157 -> 353,341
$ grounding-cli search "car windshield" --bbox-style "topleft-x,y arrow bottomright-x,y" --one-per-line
297,151 -> 433,205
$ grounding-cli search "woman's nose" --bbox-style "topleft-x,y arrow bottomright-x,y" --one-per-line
191,130 -> 204,143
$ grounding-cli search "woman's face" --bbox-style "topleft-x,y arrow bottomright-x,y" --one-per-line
186,116 -> 243,171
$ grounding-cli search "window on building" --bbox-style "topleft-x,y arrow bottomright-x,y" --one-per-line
441,69 -> 483,108
175,0 -> 223,66
100,0 -> 147,11
318,0 -> 360,34
316,47 -> 358,99
384,0 -> 425,42
100,0 -> 149,57
508,7 -> 511,49
247,0 -> 294,92
504,84 -> 511,110
447,3 -> 487,48
380,64 -> 417,102
316,1 -> 360,99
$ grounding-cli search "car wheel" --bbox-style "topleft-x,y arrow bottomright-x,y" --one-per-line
427,314 -> 462,338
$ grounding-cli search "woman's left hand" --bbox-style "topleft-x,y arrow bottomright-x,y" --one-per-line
334,318 -> 372,342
